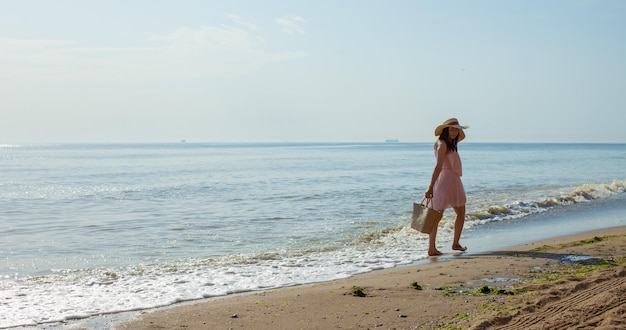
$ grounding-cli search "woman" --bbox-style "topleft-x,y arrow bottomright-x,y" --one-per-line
425,118 -> 468,256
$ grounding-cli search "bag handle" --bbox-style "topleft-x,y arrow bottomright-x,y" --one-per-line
421,197 -> 433,208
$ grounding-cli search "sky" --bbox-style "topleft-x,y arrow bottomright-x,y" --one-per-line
1,0 -> 625,144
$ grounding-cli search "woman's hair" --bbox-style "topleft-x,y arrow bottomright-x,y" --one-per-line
438,127 -> 458,153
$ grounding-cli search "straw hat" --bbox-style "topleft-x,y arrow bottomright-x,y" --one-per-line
434,118 -> 469,141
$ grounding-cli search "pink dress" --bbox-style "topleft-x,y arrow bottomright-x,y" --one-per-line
432,149 -> 466,210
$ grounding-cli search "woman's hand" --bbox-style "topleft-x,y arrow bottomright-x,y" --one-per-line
425,186 -> 434,199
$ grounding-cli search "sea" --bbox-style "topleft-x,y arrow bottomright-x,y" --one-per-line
1,142 -> 625,328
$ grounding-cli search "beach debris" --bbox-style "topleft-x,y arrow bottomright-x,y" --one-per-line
349,286 -> 367,297
399,314 -> 408,318
441,284 -> 516,296
479,285 -> 491,294
230,314 -> 238,318
410,282 -> 423,290
476,285 -> 515,295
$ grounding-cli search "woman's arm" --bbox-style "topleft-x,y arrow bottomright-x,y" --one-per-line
426,140 -> 447,198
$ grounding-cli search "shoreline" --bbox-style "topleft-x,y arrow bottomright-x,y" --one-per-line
98,226 -> 626,330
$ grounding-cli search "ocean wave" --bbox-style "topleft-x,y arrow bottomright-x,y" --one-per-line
466,180 -> 625,225
341,180 -> 626,252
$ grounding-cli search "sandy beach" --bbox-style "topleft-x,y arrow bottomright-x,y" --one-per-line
110,226 -> 626,330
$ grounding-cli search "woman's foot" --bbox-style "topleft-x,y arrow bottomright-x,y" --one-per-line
452,244 -> 467,252
428,249 -> 443,256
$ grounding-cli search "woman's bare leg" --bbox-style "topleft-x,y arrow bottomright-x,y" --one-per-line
452,205 -> 467,251
428,213 -> 443,256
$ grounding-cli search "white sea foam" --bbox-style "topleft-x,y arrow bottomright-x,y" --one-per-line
0,234 -> 430,328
